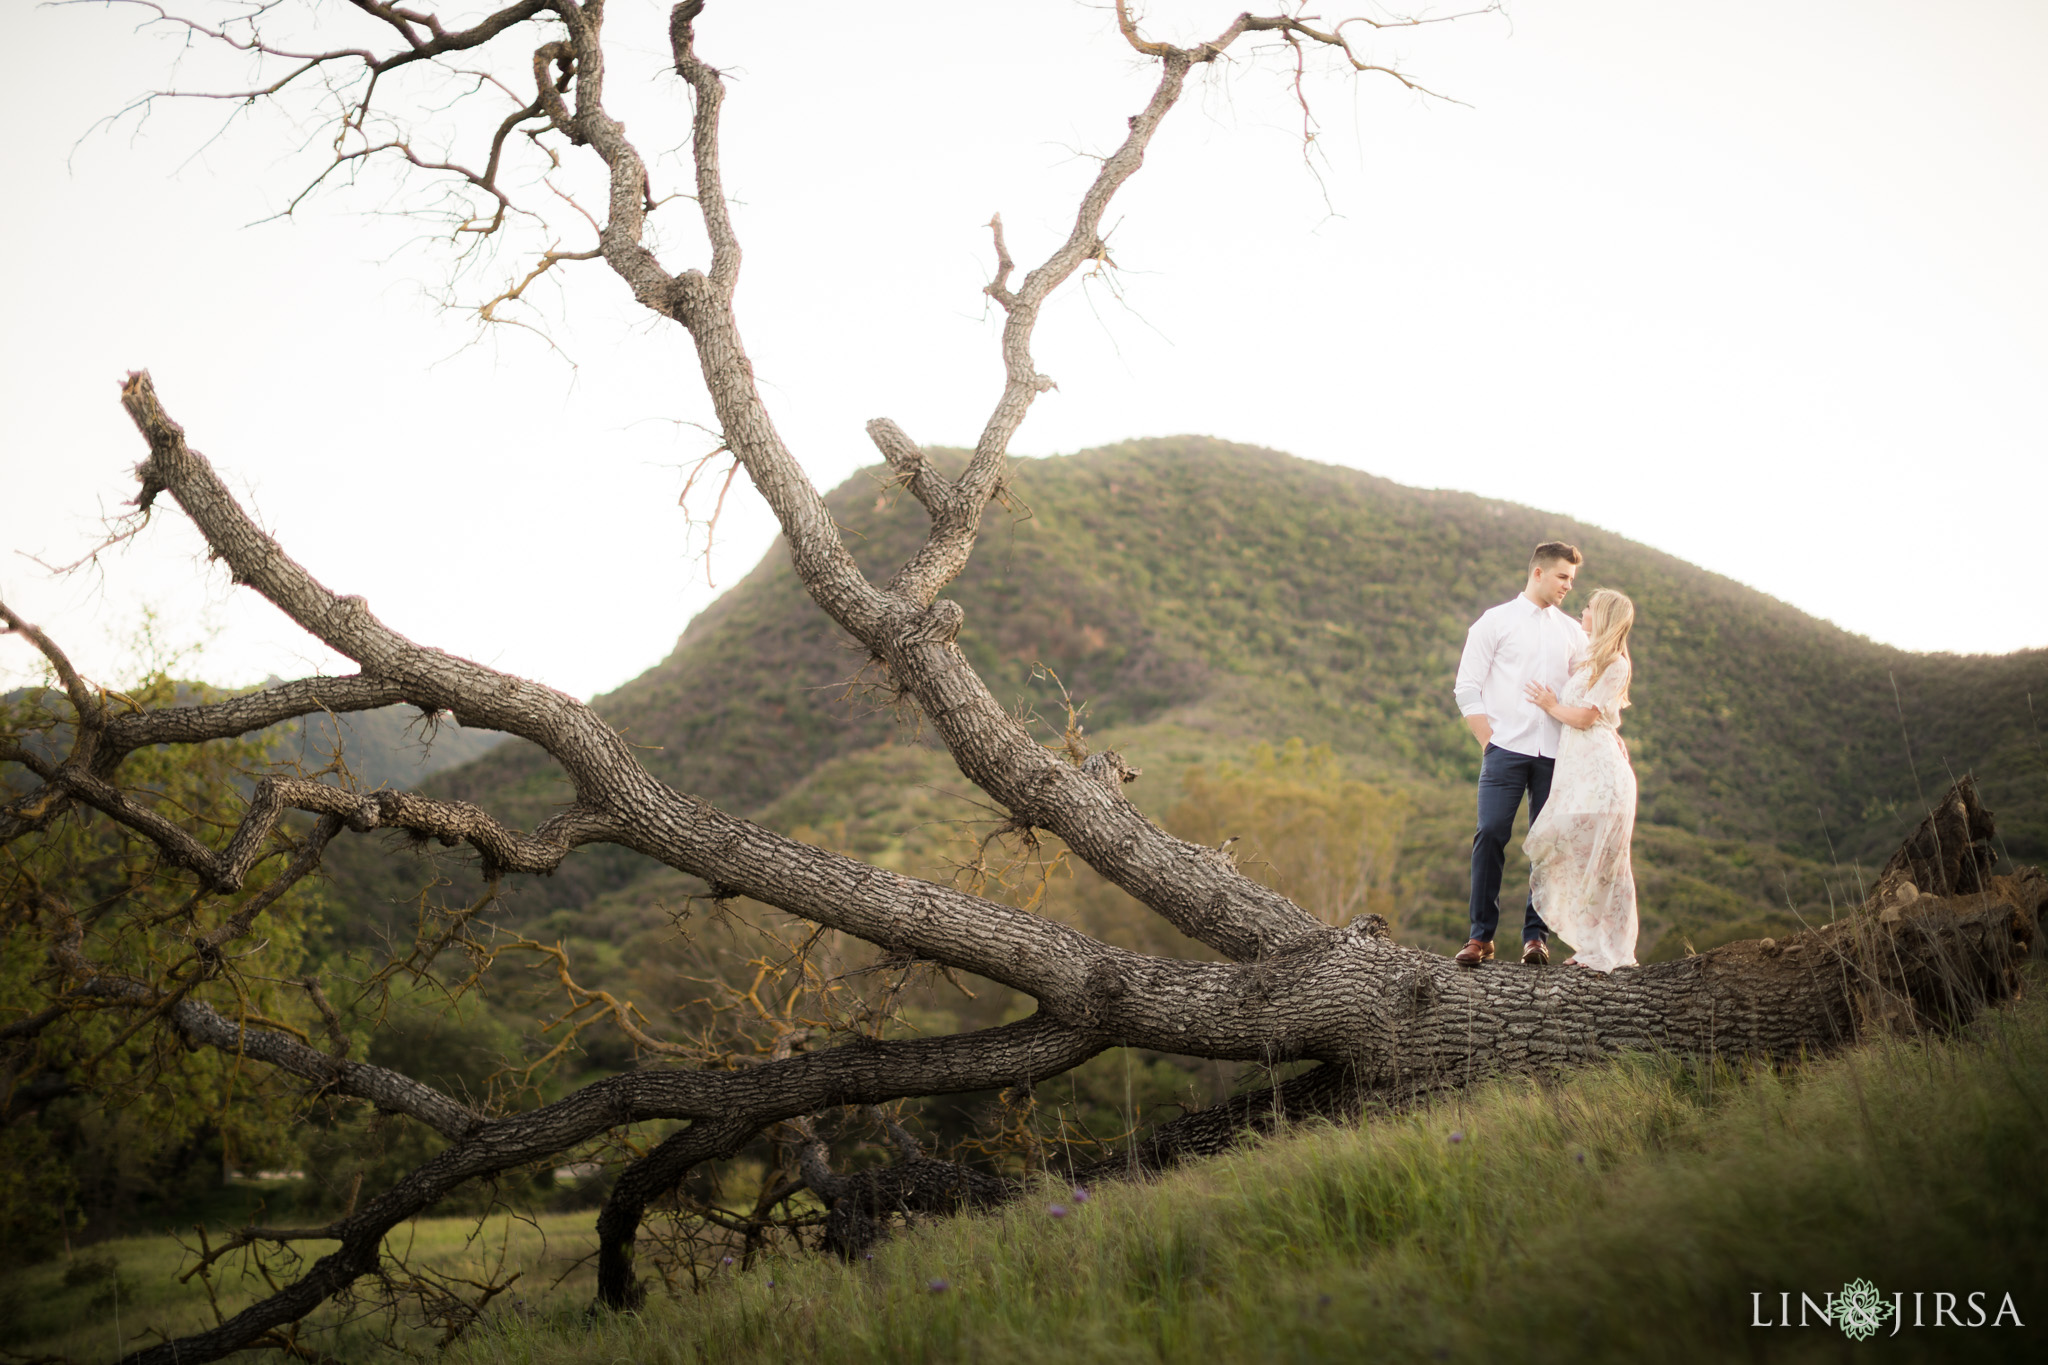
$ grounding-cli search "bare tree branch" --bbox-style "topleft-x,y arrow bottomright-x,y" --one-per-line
0,598 -> 103,731
102,675 -> 413,753
45,900 -> 481,1139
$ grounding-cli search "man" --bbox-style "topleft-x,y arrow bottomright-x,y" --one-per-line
1451,541 -> 1588,966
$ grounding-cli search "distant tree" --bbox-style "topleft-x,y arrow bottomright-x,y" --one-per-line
2,4 -> 2038,1362
0,667 -> 325,1261
1171,740 -> 1408,925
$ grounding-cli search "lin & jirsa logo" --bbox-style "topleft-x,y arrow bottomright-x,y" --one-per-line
1751,1279 -> 2024,1339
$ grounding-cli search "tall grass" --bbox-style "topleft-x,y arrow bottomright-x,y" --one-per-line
9,985 -> 2040,1363
460,981 -> 2048,1365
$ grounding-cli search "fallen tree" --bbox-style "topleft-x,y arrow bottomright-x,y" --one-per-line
2,4 -> 2042,1361
784,781 -> 2039,1236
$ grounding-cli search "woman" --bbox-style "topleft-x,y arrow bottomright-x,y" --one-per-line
1522,589 -> 1639,972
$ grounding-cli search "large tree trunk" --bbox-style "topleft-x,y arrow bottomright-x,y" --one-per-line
593,797 -> 2041,1297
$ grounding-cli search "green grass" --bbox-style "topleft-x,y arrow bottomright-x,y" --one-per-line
10,982 -> 2044,1364
0,1210 -> 598,1362
454,980 -> 2048,1365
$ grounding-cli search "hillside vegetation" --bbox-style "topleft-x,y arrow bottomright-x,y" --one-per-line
278,438 -> 2048,1187
8,439 -> 2044,1346
334,436 -> 2047,962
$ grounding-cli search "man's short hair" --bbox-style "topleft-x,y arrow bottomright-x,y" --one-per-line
1530,541 -> 1583,570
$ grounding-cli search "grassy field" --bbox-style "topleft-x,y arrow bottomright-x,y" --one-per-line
0,1210 -> 599,1362
10,985 -> 2044,1364
455,980 -> 2048,1365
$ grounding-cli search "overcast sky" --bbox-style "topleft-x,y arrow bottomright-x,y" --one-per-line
4,1 -> 2044,702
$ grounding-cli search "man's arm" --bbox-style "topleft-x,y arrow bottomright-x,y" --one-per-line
1452,613 -> 1497,748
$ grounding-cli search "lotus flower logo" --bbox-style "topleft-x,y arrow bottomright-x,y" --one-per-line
1835,1279 -> 1895,1342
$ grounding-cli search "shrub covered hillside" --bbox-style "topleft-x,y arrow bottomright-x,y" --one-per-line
331,436 -> 2048,955
6,438 -> 2042,1329
287,437 -> 2048,1171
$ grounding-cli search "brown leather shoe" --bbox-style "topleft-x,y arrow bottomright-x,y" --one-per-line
1522,939 -> 1550,966
1454,938 -> 1495,966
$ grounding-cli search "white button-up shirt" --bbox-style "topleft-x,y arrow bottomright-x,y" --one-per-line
1453,595 -> 1588,759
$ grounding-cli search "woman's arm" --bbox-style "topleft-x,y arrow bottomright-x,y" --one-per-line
1524,682 -> 1599,730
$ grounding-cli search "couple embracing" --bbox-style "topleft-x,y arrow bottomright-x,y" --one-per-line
1452,541 -> 1639,972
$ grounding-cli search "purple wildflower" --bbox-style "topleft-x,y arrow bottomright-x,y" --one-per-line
1448,1130 -> 1465,1145
1048,1203 -> 1069,1219
1071,1186 -> 1090,1204
1575,1151 -> 1586,1165
928,1278 -> 950,1293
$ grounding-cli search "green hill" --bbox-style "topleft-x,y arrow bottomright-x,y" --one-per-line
12,437 -> 2038,1349
344,436 -> 2044,964
279,702 -> 503,791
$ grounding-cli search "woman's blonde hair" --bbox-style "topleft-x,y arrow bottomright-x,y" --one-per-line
1582,588 -> 1635,704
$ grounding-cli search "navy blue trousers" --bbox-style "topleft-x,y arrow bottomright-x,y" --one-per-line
1469,744 -> 1555,945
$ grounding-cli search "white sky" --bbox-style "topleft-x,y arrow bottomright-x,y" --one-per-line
4,1 -> 2044,701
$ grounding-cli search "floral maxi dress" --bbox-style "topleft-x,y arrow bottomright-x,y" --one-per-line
1524,657 -> 1638,971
